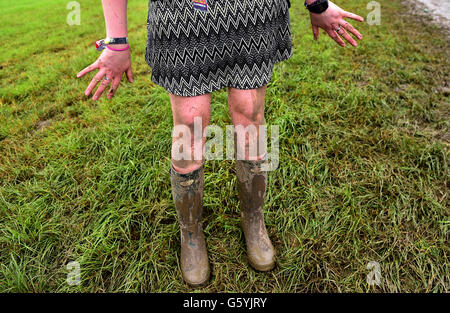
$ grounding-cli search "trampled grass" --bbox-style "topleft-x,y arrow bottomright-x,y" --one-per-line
0,0 -> 448,292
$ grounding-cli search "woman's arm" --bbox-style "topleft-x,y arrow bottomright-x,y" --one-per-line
77,0 -> 133,101
103,0 -> 128,39
307,0 -> 364,47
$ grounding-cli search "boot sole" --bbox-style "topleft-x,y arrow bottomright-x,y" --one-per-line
248,259 -> 275,272
183,266 -> 211,287
184,272 -> 210,288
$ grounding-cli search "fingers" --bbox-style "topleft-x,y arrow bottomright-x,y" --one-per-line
108,75 -> 122,100
341,21 -> 363,40
78,62 -> 133,100
77,61 -> 99,78
84,69 -> 105,96
343,11 -> 364,22
126,67 -> 134,83
337,27 -> 358,47
92,74 -> 113,101
312,25 -> 320,40
325,28 -> 346,47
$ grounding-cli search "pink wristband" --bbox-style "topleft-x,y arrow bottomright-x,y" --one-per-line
106,45 -> 130,52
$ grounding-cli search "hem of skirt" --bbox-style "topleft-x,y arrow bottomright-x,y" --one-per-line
146,48 -> 294,97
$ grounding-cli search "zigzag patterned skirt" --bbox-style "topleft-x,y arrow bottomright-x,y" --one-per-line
145,0 -> 293,97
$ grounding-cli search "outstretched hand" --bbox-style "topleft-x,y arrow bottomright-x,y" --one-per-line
77,46 -> 133,101
309,1 -> 364,47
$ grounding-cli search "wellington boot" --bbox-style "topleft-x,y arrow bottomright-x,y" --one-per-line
170,164 -> 210,286
235,159 -> 276,271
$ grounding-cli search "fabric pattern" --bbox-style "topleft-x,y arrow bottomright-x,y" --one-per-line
145,0 -> 293,97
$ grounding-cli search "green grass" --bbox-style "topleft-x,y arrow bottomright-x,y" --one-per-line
0,0 -> 448,292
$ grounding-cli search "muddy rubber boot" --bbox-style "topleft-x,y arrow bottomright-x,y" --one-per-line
236,158 -> 276,271
170,163 -> 210,287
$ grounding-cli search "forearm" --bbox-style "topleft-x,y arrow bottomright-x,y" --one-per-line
102,0 -> 128,38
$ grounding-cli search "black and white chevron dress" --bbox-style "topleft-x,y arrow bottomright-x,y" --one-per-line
145,0 -> 293,97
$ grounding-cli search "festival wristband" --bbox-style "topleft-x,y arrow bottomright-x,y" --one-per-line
95,37 -> 129,51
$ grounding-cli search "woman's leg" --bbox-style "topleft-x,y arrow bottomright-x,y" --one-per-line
228,85 -> 276,271
228,86 -> 267,161
169,92 -> 211,286
170,93 -> 211,173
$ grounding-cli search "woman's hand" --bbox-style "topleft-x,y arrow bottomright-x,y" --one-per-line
77,45 -> 133,101
309,1 -> 364,47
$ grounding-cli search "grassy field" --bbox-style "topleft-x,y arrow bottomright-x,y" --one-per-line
0,0 -> 448,292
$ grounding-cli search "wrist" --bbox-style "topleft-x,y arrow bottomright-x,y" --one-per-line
95,36 -> 129,51
106,44 -> 130,52
108,43 -> 129,49
106,33 -> 128,38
